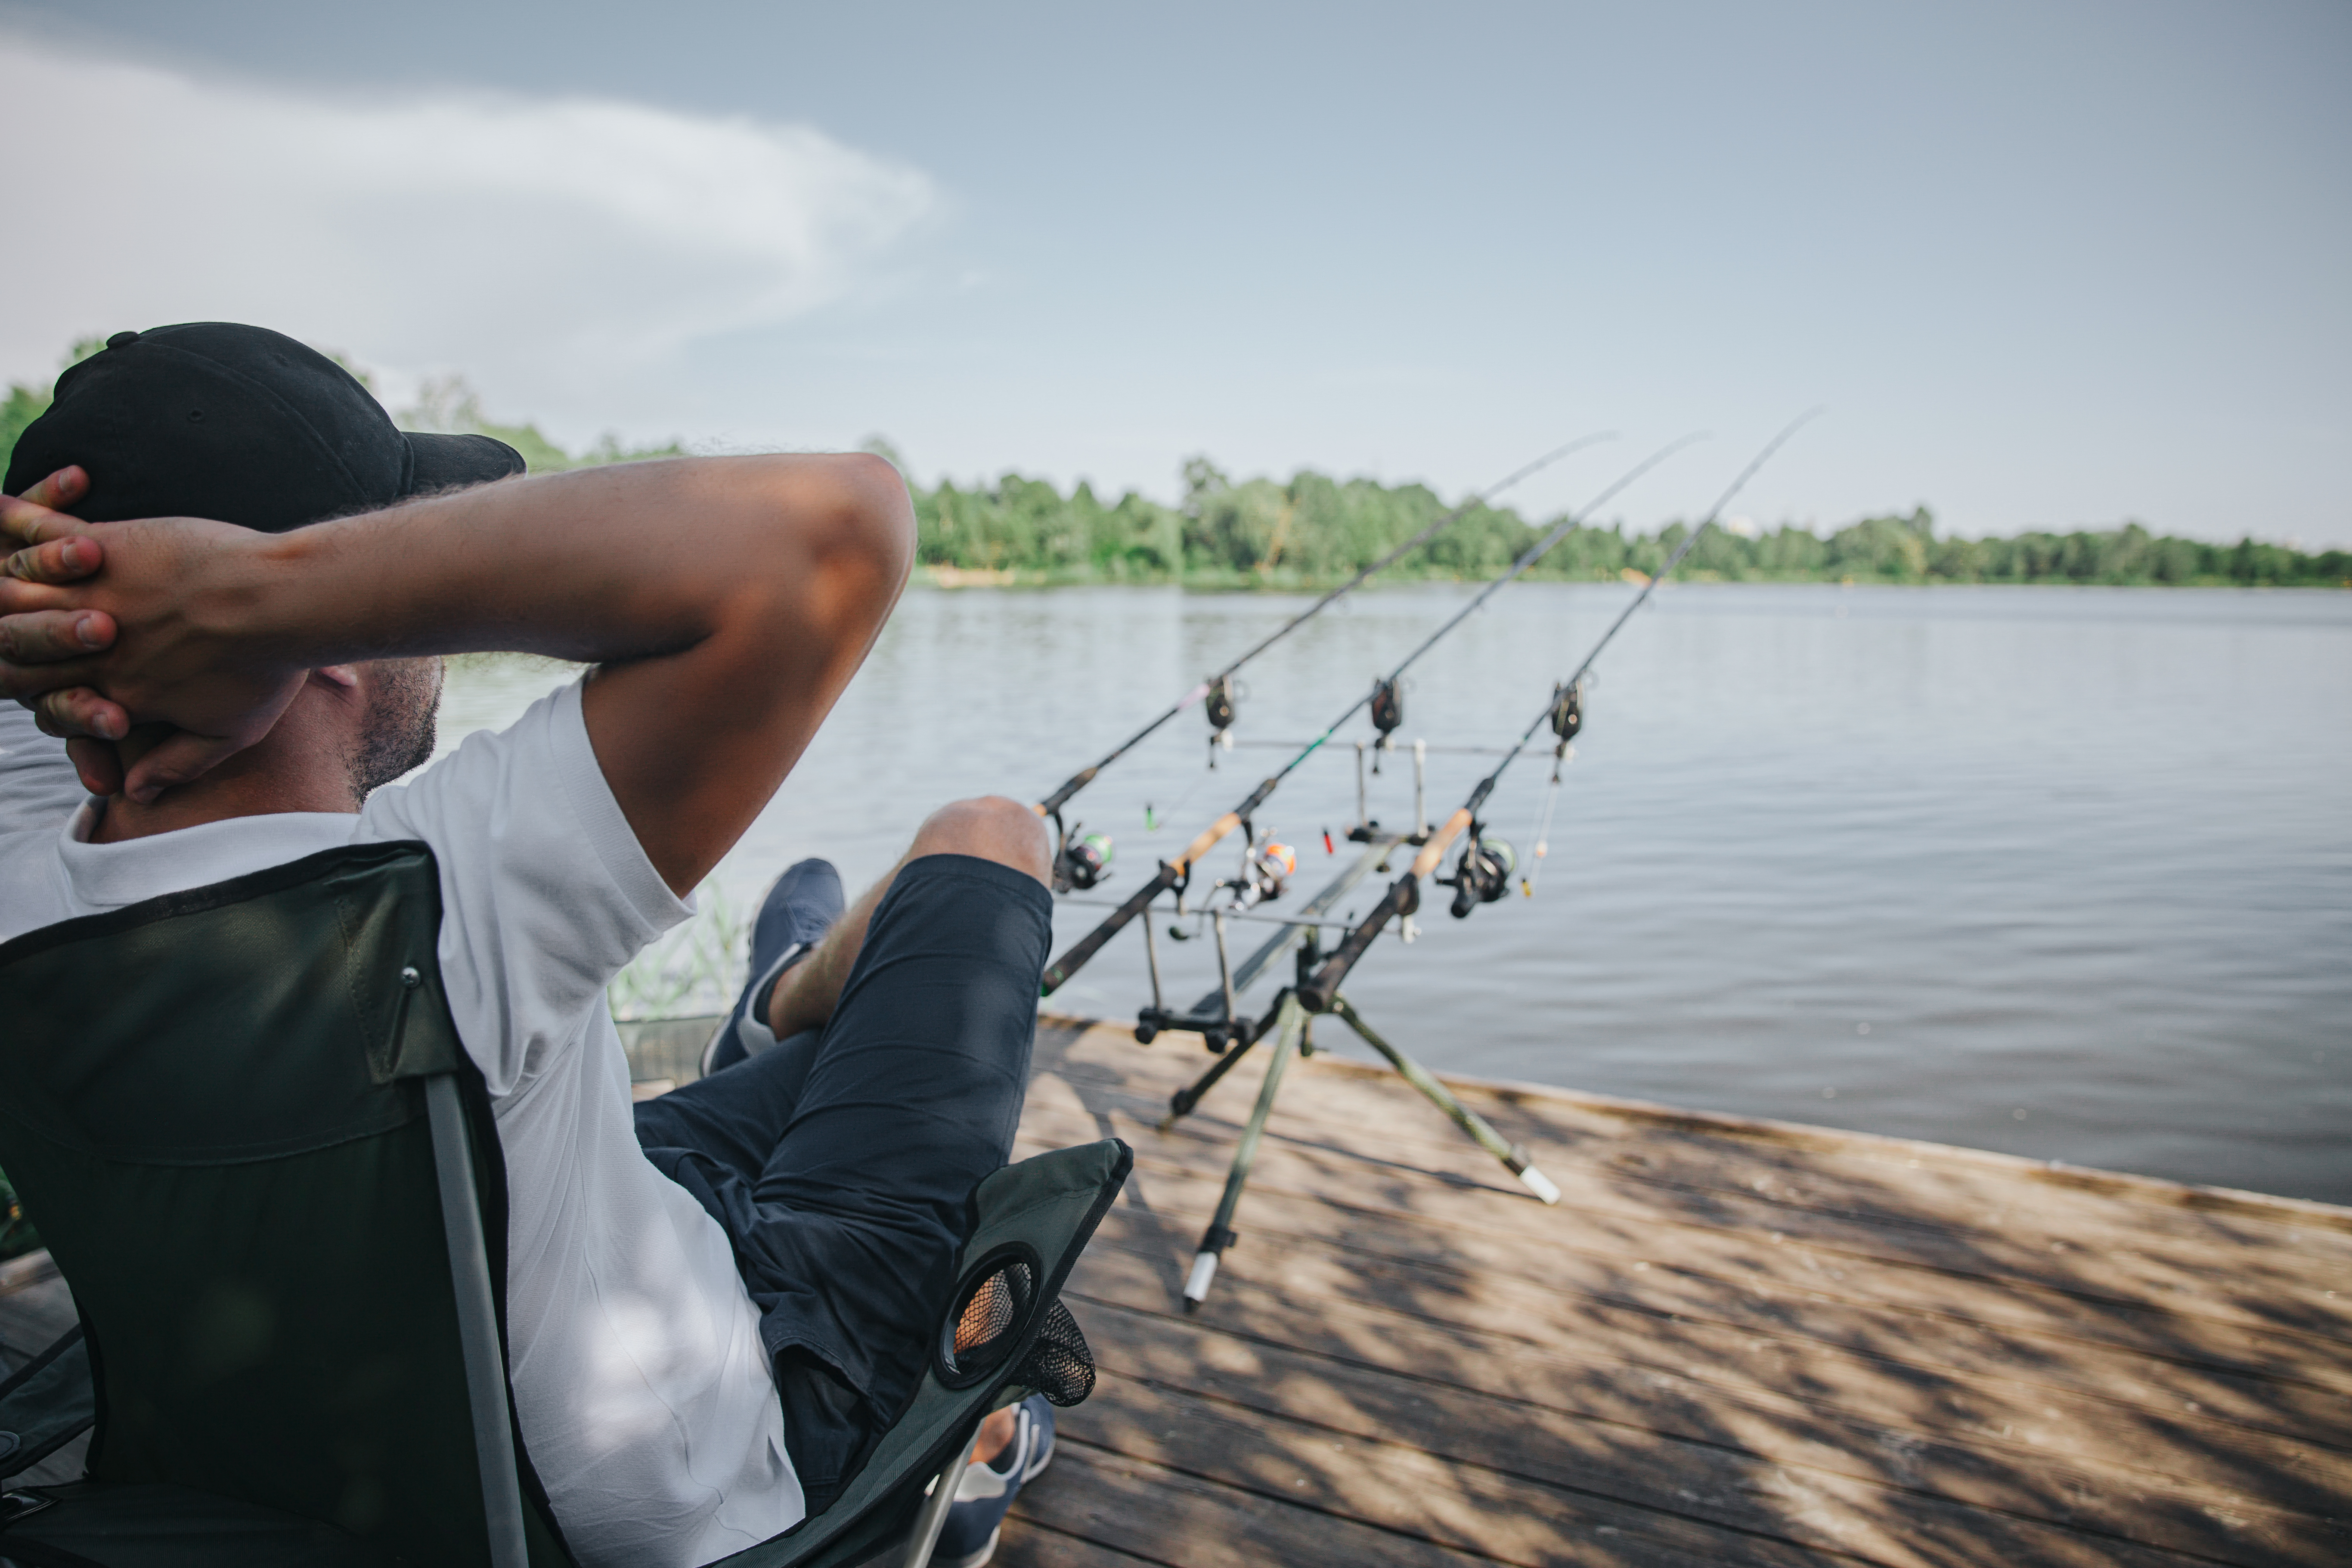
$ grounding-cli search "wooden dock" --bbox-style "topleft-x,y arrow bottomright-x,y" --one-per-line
995,1013 -> 2350,1567
5,1014 -> 2346,1565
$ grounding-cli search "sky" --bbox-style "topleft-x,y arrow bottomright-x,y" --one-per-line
1,1 -> 2345,545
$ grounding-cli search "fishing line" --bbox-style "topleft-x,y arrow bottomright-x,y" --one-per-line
1299,407 -> 1822,1011
1144,762 -> 1218,834
1035,430 -> 1614,825
1041,432 -> 1701,996
1520,746 -> 1570,897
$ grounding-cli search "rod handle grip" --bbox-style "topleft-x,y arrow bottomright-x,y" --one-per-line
1037,765 -> 1100,818
1410,808 -> 1474,878
1298,873 -> 1419,1013
1178,812 -> 1244,873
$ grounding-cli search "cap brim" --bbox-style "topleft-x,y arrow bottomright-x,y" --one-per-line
403,431 -> 527,493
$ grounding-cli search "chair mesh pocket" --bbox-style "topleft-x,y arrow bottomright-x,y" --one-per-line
938,1253 -> 1037,1388
1012,1298 -> 1095,1408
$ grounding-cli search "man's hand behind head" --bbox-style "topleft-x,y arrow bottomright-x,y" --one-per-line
0,466 -> 129,795
0,484 -> 309,803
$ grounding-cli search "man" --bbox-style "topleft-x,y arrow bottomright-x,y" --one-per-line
0,325 -> 1056,1567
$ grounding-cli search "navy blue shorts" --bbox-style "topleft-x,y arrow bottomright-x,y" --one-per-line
632,853 -> 1051,1512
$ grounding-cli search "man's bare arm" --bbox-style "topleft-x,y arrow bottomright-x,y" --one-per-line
0,456 -> 913,892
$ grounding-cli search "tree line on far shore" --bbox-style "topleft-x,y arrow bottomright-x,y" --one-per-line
5,353 -> 2343,589
911,456 -> 2346,589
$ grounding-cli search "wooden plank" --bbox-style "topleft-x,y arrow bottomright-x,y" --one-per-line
992,1523 -> 1176,1568
1037,1013 -> 2352,1264
1004,1016 -> 2352,1568
1017,1079 -> 2352,1399
1065,1163 -> 2352,1501
1424,1066 -> 2352,1245
1031,1050 -> 2352,1344
1067,1261 -> 2347,1565
1014,1110 -> 2352,1455
1048,1379 -> 1868,1568
993,1520 -> 1169,1568
1010,1437 -> 1770,1568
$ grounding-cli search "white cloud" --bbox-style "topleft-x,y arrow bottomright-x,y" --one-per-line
0,34 -> 938,431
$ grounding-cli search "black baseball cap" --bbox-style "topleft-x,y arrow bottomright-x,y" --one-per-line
3,322 -> 524,532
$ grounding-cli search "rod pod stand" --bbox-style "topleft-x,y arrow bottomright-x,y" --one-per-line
1184,990 -> 1307,1311
1135,871 -> 1251,1053
1177,938 -> 1558,1310
1138,840 -> 1392,1055
1177,985 -> 1563,1312
1347,737 -> 1432,847
1323,995 -> 1561,1205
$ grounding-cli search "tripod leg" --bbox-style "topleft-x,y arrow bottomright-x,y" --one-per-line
1327,995 -> 1561,1205
1184,995 -> 1304,1310
1159,1032 -> 1258,1131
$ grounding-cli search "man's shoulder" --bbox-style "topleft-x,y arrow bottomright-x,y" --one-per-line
356,678 -> 580,846
358,676 -> 686,942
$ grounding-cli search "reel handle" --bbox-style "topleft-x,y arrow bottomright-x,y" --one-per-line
1299,872 -> 1419,1013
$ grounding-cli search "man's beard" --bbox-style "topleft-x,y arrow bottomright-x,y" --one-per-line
349,658 -> 443,801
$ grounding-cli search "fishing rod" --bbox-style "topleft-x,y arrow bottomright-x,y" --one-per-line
1039,432 -> 1703,997
1034,432 -> 1615,884
1298,407 -> 1824,1013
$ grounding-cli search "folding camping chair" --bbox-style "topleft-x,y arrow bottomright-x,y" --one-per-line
0,841 -> 1128,1568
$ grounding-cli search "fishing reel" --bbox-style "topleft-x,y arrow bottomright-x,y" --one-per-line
1442,830 -> 1517,918
1246,837 -> 1297,905
1224,832 -> 1296,909
1050,821 -> 1114,894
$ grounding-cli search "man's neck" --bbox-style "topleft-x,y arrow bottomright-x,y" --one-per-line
90,716 -> 359,844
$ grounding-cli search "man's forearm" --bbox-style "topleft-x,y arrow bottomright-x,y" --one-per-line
210,456 -> 904,670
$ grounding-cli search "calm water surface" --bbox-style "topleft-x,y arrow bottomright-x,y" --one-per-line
439,584 -> 2352,1203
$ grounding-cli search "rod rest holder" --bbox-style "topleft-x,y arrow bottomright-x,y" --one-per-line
1134,1003 -> 1262,1054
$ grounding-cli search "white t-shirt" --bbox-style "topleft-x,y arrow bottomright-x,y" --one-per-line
0,705 -> 87,838
0,681 -> 802,1567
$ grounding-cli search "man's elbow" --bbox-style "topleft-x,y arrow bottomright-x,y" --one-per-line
740,452 -> 912,635
806,452 -> 915,615
834,452 -> 917,593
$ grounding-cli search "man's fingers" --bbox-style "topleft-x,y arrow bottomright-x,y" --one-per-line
123,731 -> 250,806
0,648 -> 105,703
30,686 -> 130,742
14,466 -> 89,514
0,491 -> 94,550
0,609 -> 115,663
3,535 -> 104,586
64,736 -> 123,798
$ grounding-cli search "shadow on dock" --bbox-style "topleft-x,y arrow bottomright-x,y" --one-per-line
1001,1013 -> 2352,1567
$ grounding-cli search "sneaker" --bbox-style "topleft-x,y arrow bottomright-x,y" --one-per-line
700,859 -> 845,1078
932,1395 -> 1056,1568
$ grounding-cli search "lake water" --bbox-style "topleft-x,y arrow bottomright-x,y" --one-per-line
439,583 -> 2352,1204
